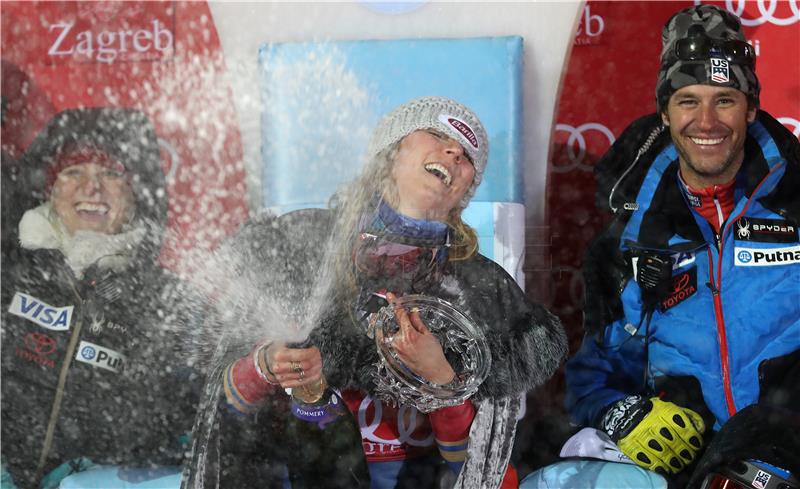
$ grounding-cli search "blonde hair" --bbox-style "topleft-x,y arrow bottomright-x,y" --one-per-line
321,138 -> 479,303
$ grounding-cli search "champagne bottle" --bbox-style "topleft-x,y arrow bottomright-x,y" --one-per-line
283,346 -> 369,488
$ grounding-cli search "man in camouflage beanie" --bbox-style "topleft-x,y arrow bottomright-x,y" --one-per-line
656,4 -> 759,112
522,3 -> 800,489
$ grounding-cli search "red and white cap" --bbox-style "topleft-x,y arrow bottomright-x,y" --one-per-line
45,145 -> 128,195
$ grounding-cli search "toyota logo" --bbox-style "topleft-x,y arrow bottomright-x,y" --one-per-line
696,0 -> 800,26
24,333 -> 56,355
672,273 -> 691,294
553,122 -> 616,173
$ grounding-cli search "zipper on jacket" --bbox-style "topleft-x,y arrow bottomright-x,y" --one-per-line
34,282 -> 86,482
705,248 -> 737,417
704,161 -> 787,420
713,196 -> 725,237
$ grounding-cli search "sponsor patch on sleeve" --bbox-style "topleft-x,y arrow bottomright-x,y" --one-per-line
75,340 -> 125,373
660,267 -> 697,311
735,245 -> 800,267
734,217 -> 798,243
8,292 -> 73,331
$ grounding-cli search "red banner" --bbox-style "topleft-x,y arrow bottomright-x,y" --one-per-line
1,1 -> 249,272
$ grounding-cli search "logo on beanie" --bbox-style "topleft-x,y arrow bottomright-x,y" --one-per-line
438,114 -> 479,150
710,57 -> 730,83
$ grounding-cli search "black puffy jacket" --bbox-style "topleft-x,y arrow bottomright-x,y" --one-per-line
1,108 -> 205,488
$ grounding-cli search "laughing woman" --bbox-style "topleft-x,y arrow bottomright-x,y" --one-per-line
185,97 -> 568,489
1,108 -> 203,489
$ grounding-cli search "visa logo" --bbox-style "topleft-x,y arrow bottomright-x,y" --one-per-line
8,292 -> 73,331
75,340 -> 126,373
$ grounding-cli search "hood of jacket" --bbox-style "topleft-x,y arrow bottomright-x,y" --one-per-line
18,107 -> 167,261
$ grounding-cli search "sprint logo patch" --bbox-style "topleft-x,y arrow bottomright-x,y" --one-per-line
75,340 -> 125,373
8,292 -> 73,331
734,245 -> 800,267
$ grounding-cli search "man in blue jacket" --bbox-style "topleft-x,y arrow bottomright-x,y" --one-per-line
523,4 -> 799,489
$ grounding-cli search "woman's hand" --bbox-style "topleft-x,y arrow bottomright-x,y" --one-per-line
259,343 -> 323,389
386,292 -> 456,385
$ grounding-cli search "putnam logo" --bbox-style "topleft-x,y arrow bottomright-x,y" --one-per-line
710,57 -> 730,84
438,114 -> 479,150
8,292 -> 73,331
734,245 -> 800,267
75,340 -> 125,373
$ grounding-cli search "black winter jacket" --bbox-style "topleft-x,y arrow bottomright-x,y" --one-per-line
1,108 -> 205,488
183,208 -> 569,489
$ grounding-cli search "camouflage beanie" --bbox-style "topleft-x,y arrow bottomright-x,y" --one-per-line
656,4 -> 759,112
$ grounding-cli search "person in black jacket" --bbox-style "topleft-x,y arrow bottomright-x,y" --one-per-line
1,108 -> 205,489
182,96 -> 568,489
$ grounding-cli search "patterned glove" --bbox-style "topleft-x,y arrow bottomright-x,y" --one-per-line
601,395 -> 705,475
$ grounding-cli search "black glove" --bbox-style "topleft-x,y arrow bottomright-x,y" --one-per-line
687,404 -> 800,489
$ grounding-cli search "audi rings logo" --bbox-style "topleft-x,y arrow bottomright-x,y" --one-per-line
777,117 -> 800,139
357,396 -> 434,447
80,345 -> 97,360
552,122 -> 615,173
24,333 -> 56,355
695,0 -> 800,26
157,138 -> 181,182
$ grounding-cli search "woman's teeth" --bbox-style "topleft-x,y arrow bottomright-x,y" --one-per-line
75,202 -> 109,214
424,163 -> 452,186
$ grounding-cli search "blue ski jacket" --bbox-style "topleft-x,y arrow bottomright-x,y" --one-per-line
566,111 -> 800,432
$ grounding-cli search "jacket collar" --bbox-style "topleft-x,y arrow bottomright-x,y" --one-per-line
18,202 -> 145,277
621,116 -> 796,251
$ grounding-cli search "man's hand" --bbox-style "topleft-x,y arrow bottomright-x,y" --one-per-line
602,396 -> 706,475
386,292 -> 456,385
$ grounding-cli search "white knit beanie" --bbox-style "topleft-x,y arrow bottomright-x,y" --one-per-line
366,96 -> 489,207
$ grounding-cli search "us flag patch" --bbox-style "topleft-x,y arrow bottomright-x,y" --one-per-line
752,469 -> 771,489
710,57 -> 730,83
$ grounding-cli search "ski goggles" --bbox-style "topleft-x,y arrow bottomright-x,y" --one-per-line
353,232 -> 448,284
700,460 -> 798,489
674,37 -> 756,68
